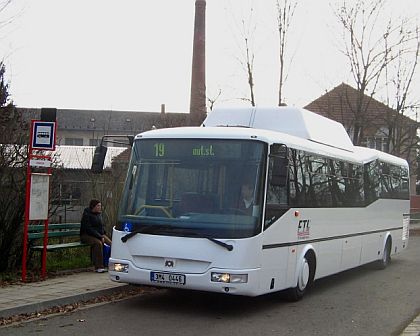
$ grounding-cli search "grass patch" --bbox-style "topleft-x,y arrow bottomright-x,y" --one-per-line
28,236 -> 93,272
1,246 -> 93,285
0,271 -> 19,284
46,248 -> 92,271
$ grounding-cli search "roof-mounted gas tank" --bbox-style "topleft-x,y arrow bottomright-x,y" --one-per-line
202,106 -> 354,152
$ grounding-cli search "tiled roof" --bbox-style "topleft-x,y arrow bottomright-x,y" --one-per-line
304,83 -> 417,129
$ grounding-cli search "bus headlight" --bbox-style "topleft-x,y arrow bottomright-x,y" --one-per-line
109,262 -> 129,273
211,272 -> 248,283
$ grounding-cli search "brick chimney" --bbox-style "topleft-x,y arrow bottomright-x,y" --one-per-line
189,0 -> 206,126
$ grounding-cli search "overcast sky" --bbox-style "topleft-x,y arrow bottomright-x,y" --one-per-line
0,0 -> 419,113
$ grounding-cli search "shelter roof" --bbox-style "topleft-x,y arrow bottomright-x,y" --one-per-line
52,145 -> 126,170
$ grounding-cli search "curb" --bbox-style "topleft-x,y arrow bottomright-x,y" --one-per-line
0,284 -> 130,320
400,313 -> 420,336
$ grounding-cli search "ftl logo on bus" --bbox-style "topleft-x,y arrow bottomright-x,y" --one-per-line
298,219 -> 310,239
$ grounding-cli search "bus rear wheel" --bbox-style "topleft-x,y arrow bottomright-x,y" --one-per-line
287,252 -> 315,301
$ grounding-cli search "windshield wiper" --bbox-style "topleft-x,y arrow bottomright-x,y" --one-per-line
121,225 -> 172,243
121,225 -> 233,251
174,229 -> 233,251
204,236 -> 233,251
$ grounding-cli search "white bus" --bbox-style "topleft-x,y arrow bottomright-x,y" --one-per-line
105,107 -> 410,300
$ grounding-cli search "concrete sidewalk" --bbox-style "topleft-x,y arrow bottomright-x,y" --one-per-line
0,271 -> 129,320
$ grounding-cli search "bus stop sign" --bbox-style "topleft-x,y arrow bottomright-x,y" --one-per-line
31,121 -> 56,151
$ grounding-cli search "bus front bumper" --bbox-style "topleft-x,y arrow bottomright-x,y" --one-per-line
108,258 -> 262,296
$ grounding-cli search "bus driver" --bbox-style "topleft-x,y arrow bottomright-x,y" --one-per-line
239,183 -> 254,214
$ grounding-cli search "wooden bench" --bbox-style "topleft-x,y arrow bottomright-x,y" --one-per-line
28,223 -> 90,252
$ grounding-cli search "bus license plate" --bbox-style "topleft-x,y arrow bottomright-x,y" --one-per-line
150,272 -> 186,285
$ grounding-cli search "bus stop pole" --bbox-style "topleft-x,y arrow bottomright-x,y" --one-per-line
41,218 -> 48,279
41,165 -> 52,280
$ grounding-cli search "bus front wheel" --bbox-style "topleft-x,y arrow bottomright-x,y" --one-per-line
287,252 -> 315,301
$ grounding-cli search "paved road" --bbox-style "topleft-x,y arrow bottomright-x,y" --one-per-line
2,237 -> 420,336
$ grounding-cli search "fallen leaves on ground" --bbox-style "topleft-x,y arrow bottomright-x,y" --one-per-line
0,285 -> 159,327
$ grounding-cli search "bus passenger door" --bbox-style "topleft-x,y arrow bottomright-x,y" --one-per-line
264,144 -> 289,229
261,144 -> 291,291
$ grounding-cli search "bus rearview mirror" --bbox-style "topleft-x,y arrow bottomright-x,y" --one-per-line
91,145 -> 107,174
270,143 -> 287,158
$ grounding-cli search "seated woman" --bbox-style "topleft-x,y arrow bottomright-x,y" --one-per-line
80,199 -> 112,273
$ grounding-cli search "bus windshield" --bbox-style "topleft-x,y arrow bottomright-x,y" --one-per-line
117,139 -> 267,238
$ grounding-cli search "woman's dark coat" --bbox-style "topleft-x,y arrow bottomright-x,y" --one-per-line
80,207 -> 105,239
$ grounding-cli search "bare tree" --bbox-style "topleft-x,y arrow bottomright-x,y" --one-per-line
241,19 -> 256,107
334,0 -> 406,145
335,0 -> 419,171
0,0 -> 14,30
0,62 -> 29,271
276,0 -> 297,106
230,1 -> 297,107
207,88 -> 222,111
231,5 -> 257,106
382,22 -> 420,163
